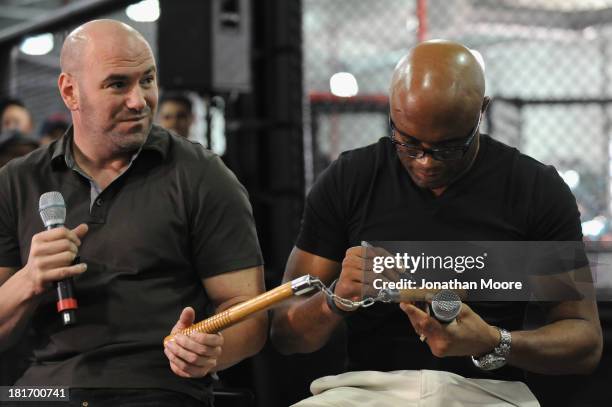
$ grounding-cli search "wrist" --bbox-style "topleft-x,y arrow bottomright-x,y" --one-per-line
485,324 -> 502,354
14,267 -> 43,300
472,327 -> 512,371
333,296 -> 357,312
324,280 -> 356,316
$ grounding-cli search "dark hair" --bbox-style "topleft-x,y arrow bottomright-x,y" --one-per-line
159,92 -> 192,113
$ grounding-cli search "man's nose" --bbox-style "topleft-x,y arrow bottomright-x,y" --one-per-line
415,153 -> 436,167
126,86 -> 147,111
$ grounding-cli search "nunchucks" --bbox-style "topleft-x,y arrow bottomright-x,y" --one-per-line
163,275 -> 321,346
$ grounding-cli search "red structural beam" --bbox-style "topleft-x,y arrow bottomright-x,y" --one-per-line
417,0 -> 428,43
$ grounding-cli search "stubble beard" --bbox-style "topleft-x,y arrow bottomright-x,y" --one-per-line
108,117 -> 152,153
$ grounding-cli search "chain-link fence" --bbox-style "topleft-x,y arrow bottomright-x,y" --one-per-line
5,0 -> 612,241
303,0 -> 612,241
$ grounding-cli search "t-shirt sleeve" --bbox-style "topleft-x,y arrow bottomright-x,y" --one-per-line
528,164 -> 587,275
296,158 -> 349,262
0,165 -> 20,267
190,155 -> 263,279
529,164 -> 583,241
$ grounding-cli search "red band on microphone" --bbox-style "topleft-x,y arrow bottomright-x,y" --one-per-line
57,298 -> 78,312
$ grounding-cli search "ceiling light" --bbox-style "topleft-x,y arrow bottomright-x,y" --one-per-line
20,33 -> 54,56
126,0 -> 160,23
330,72 -> 359,97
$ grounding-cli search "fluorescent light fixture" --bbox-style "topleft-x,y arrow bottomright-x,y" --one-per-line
20,33 -> 54,56
330,72 -> 359,97
511,0 -> 612,11
126,0 -> 160,22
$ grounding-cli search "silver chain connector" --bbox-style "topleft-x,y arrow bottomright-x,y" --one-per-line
319,279 -> 387,309
295,275 -> 398,309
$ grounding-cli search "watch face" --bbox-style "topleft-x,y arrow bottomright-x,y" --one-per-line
472,354 -> 507,371
484,355 -> 507,370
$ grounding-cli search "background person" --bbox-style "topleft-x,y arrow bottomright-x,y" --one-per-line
157,91 -> 195,139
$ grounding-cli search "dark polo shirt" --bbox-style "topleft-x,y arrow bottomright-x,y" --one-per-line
0,125 -> 263,402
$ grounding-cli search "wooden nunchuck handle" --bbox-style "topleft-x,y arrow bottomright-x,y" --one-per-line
163,281 -> 295,346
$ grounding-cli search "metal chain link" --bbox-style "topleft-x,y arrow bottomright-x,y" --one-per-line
312,279 -> 397,309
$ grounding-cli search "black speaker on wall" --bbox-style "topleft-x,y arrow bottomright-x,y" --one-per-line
158,0 -> 251,93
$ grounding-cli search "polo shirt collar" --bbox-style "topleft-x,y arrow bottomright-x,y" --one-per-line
50,124 -> 169,170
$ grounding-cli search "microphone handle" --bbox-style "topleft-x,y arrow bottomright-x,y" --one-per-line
55,278 -> 77,325
163,280 -> 295,346
47,224 -> 78,326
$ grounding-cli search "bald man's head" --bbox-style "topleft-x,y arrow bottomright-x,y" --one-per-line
60,19 -> 152,75
388,40 -> 489,194
57,19 -> 158,157
390,40 -> 485,131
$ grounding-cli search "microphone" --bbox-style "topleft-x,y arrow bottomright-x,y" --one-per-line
429,289 -> 462,323
38,191 -> 78,326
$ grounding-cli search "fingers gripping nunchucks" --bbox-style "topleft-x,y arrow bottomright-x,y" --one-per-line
163,270 -> 463,345
164,275 -> 323,345
163,273 -> 382,345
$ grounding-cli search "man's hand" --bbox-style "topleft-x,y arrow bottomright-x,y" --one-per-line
400,301 -> 500,357
335,245 -> 404,311
334,246 -> 375,311
164,307 -> 224,378
23,224 -> 88,296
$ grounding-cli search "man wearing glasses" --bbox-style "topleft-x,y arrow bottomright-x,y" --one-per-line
272,40 -> 602,406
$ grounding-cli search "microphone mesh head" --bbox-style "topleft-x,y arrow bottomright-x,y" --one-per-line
431,290 -> 462,322
39,191 -> 66,228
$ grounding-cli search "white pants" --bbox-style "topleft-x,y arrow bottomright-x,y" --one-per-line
291,370 -> 540,407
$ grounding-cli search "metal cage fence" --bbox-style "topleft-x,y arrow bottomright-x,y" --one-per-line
303,0 -> 612,240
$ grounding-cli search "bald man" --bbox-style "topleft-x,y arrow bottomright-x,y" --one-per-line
272,40 -> 602,405
0,20 -> 266,406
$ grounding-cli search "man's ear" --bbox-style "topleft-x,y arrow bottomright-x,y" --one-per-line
58,72 -> 78,111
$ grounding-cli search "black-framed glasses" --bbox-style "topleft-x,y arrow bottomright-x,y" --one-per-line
388,113 -> 481,161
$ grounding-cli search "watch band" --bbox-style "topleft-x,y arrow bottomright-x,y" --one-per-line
325,279 -> 354,316
494,327 -> 512,357
471,327 -> 512,371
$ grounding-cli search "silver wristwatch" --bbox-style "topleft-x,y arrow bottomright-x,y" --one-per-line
471,327 -> 512,371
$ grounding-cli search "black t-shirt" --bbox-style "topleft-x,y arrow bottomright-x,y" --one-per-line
0,125 -> 263,402
296,135 -> 582,380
